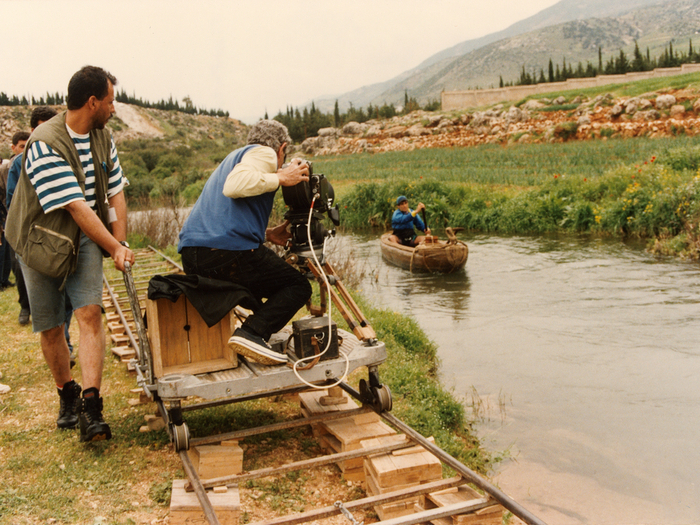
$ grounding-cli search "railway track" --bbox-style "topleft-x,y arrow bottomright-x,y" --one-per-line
101,246 -> 547,525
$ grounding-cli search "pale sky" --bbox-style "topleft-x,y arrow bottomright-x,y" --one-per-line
1,0 -> 559,124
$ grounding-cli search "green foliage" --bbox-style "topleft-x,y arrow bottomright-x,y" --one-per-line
552,121 -> 579,141
337,137 -> 700,240
119,132 -> 243,208
665,145 -> 700,172
508,38 -> 700,87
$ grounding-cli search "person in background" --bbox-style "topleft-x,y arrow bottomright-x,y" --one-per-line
7,109 -> 57,323
389,195 -> 431,247
178,119 -> 312,366
6,107 -> 75,365
0,131 -> 29,289
6,66 -> 134,442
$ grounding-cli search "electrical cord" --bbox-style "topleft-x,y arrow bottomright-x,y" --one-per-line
291,193 -> 350,389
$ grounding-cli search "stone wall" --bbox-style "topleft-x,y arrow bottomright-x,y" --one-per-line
442,63 -> 700,111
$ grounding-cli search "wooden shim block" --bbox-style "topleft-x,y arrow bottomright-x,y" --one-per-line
111,346 -> 135,359
318,433 -> 342,454
364,437 -> 442,488
110,333 -> 130,345
341,466 -> 366,483
322,418 -> 396,449
364,461 -> 429,498
190,441 -> 244,480
425,486 -> 503,525
144,414 -> 165,431
107,321 -> 125,334
128,389 -> 151,406
375,497 -> 419,521
170,479 -> 240,525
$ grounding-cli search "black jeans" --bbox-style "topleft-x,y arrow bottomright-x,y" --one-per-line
181,245 -> 312,341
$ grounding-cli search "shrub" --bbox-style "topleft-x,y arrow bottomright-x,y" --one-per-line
665,145 -> 700,172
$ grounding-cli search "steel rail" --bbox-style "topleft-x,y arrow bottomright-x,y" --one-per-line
334,380 -> 547,525
179,449 -> 222,525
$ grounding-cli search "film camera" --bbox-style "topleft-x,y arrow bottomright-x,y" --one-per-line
282,161 -> 340,264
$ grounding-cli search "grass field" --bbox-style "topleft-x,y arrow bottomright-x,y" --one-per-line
314,134 -> 700,189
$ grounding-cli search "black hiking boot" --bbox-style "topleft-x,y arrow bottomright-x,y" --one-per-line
79,388 -> 112,442
57,380 -> 82,429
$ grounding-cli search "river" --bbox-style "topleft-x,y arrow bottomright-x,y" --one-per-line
329,232 -> 700,525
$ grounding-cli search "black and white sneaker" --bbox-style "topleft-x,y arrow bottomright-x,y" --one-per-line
228,328 -> 287,365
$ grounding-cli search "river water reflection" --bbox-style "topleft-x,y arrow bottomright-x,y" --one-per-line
330,232 -> 700,525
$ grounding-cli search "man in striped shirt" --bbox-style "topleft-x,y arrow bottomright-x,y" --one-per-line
7,66 -> 135,442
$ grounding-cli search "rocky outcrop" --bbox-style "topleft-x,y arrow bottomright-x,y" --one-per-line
295,88 -> 700,156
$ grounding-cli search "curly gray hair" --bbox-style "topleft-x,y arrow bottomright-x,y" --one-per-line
247,120 -> 292,151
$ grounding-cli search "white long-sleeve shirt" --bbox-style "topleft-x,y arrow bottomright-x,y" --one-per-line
223,146 -> 279,198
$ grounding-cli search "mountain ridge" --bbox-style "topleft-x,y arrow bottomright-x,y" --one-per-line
309,0 -> 692,114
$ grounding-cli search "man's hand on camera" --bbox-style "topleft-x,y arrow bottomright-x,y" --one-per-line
266,220 -> 291,246
277,158 -> 310,187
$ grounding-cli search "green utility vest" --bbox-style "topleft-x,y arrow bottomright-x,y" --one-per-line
6,112 -> 113,283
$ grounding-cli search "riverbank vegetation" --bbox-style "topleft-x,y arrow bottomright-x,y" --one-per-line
316,136 -> 700,259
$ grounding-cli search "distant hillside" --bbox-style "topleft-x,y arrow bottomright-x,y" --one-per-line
0,103 -> 247,156
312,0 -> 693,112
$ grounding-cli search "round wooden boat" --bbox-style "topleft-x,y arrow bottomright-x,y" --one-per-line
380,230 -> 468,273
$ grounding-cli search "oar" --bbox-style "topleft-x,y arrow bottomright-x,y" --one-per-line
421,209 -> 432,241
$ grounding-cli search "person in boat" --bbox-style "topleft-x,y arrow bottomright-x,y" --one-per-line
178,120 -> 312,366
389,195 -> 431,247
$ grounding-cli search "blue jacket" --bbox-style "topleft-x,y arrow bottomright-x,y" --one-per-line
6,153 -> 22,209
178,145 -> 277,251
391,208 -> 426,232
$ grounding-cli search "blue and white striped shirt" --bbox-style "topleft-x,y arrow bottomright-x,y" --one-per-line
25,125 -> 126,214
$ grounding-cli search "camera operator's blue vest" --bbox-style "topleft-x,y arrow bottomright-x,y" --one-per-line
178,144 -> 277,252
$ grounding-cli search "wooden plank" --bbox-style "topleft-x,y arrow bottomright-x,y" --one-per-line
322,418 -> 395,448
365,439 -> 442,488
424,486 -> 504,525
169,479 -> 240,525
190,440 -> 243,480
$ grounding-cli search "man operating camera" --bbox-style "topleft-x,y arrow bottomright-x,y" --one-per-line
178,120 -> 312,365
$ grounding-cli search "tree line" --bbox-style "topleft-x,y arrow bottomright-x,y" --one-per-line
0,92 -> 64,106
0,89 -> 229,117
502,39 -> 700,87
271,92 -> 441,143
115,90 -> 229,117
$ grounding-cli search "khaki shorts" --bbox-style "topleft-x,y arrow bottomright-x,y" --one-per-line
19,233 -> 103,333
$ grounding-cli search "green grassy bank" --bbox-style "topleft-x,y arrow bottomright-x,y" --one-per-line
0,264 -> 488,523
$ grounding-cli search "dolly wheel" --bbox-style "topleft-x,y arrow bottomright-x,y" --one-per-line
373,384 -> 393,413
172,422 -> 190,452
